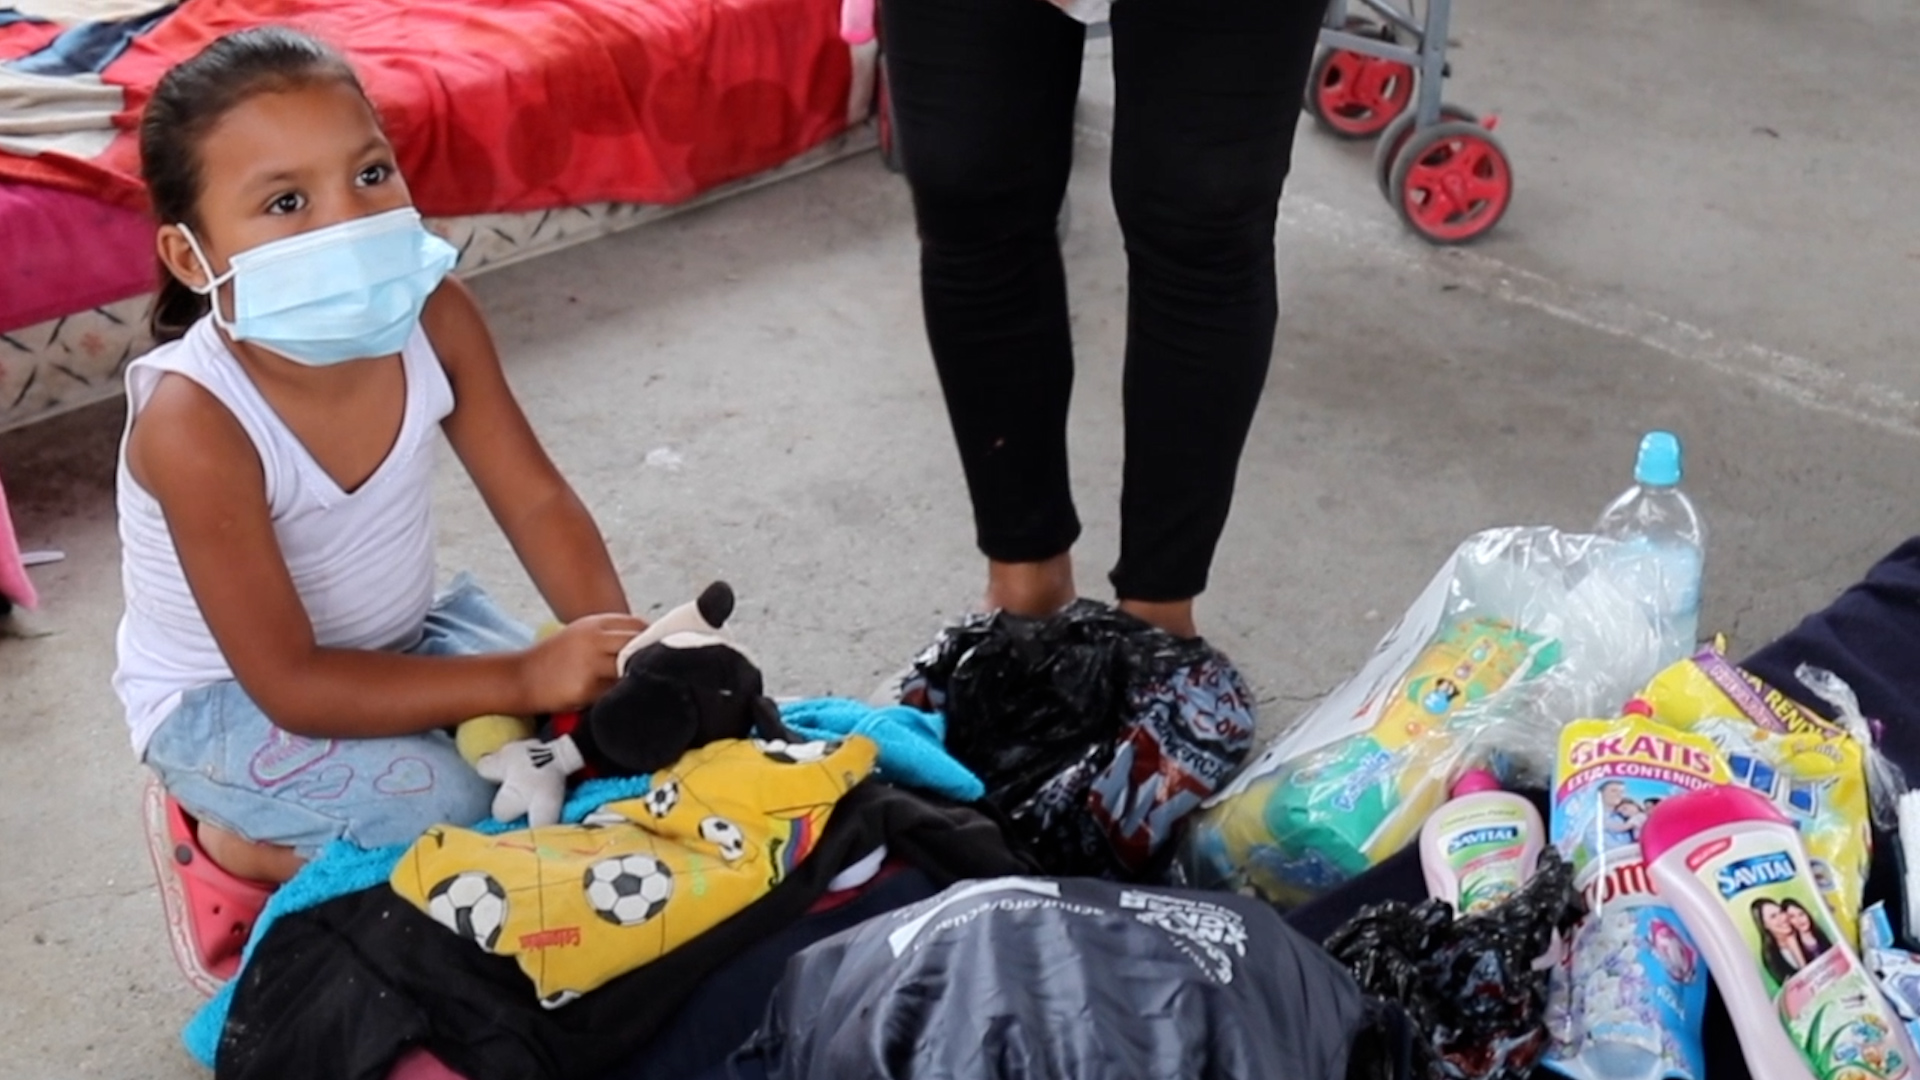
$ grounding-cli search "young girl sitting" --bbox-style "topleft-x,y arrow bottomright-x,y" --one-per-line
116,27 -> 643,891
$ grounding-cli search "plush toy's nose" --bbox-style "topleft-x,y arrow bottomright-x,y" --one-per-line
696,581 -> 735,629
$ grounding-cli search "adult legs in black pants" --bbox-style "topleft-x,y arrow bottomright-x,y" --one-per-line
881,0 -> 1325,639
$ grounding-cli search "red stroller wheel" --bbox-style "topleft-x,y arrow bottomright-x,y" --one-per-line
1388,120 -> 1513,244
1305,46 -> 1415,140
1372,105 -> 1479,201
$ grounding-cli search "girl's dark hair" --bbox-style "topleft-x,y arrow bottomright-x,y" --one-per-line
140,27 -> 364,342
1780,899 -> 1834,953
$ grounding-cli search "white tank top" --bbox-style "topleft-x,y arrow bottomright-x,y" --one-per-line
113,316 -> 453,754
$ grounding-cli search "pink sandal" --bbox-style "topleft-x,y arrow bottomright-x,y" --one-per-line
141,777 -> 277,996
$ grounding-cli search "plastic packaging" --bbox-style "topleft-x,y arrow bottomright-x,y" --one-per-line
1594,431 -> 1706,667
1642,784 -> 1915,1080
1640,649 -> 1882,946
1327,848 -> 1584,1080
1899,794 -> 1920,939
900,600 -> 1254,881
1636,644 -> 1843,738
1181,527 -> 1671,906
1861,903 -> 1920,1052
1543,716 -> 1729,1080
1422,770 -> 1547,916
1794,664 -> 1907,833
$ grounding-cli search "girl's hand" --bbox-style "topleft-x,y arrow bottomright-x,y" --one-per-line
519,614 -> 647,713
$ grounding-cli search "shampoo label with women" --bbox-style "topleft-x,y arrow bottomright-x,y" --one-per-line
1716,850 -> 1844,993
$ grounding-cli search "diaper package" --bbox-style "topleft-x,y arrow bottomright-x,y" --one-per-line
1544,716 -> 1729,1080
1180,527 -> 1670,906
1186,616 -> 1556,902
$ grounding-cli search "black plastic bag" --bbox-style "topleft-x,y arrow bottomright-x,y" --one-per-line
901,599 -> 1254,880
1324,849 -> 1583,1080
732,877 -> 1380,1080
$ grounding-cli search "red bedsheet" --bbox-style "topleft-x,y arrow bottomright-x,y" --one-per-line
0,19 -> 62,56
0,0 -> 853,219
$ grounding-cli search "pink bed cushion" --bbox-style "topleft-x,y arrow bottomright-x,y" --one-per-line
0,182 -> 154,335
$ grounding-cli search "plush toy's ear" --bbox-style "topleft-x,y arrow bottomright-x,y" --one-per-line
616,580 -> 735,676
695,581 -> 734,629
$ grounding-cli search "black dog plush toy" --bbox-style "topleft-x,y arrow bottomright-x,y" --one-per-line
479,582 -> 794,826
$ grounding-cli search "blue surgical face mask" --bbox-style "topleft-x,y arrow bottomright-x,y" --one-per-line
180,207 -> 458,366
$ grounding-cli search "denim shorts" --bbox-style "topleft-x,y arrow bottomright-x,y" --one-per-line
143,573 -> 533,854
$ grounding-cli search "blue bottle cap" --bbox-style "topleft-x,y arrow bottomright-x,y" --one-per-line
1635,431 -> 1683,487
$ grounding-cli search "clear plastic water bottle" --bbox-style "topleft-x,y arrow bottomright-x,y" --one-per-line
1595,431 -> 1706,666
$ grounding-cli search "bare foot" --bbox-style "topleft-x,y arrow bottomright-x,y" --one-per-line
985,553 -> 1078,618
1119,598 -> 1198,640
198,822 -> 303,885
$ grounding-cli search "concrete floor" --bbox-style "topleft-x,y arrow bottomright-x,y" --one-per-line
2,0 -> 1916,1074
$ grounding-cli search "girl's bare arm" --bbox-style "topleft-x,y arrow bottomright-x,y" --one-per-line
424,279 -> 635,625
127,374 -> 633,738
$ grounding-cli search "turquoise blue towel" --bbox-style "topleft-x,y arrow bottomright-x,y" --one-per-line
779,698 -> 982,802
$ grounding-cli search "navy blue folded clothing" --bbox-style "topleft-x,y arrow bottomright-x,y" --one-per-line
1741,536 -> 1920,777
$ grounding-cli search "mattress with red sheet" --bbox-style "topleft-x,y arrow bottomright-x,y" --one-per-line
0,0 -> 857,340
2,0 -> 855,217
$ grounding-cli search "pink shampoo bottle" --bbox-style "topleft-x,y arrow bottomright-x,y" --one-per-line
1642,784 -> 1914,1080
1420,770 -> 1545,915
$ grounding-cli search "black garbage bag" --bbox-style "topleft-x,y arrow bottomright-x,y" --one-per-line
731,876 -> 1393,1080
901,600 -> 1255,880
1323,849 -> 1584,1080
